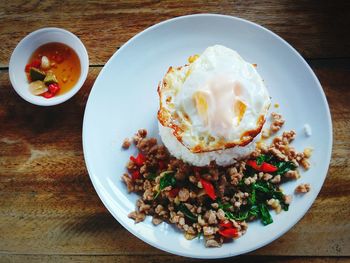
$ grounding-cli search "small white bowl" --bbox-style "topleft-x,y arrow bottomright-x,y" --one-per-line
9,27 -> 89,106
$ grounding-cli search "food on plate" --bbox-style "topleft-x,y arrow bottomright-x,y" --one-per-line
121,45 -> 312,247
122,138 -> 131,149
295,183 -> 311,193
122,119 -> 311,247
262,112 -> 285,139
158,45 -> 270,166
25,42 -> 81,98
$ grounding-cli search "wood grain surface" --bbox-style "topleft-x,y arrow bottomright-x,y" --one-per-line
0,0 -> 349,262
0,255 -> 349,263
1,0 -> 350,67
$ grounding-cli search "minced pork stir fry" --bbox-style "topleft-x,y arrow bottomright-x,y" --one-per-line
122,113 -> 311,247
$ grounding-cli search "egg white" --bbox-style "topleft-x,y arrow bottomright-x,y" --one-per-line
158,45 -> 270,153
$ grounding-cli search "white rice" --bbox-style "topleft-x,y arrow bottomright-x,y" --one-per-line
159,122 -> 259,167
303,123 -> 312,137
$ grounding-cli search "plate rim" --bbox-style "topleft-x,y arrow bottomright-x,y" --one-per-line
82,13 -> 333,259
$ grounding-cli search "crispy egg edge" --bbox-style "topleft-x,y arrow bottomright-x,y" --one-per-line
157,64 -> 269,153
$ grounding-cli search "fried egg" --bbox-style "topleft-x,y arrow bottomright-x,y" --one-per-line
158,45 -> 270,156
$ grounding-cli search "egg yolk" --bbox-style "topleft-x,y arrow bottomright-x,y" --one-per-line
193,91 -> 209,124
235,100 -> 247,124
192,76 -> 247,138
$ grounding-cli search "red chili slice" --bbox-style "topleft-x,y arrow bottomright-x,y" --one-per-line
168,187 -> 179,198
130,153 -> 146,166
131,170 -> 141,180
260,162 -> 278,173
136,153 -> 146,165
30,59 -> 41,68
200,178 -> 216,200
25,64 -> 31,73
246,160 -> 278,173
48,83 -> 60,95
246,160 -> 261,170
219,221 -> 233,229
218,228 -> 239,239
42,91 -> 54,99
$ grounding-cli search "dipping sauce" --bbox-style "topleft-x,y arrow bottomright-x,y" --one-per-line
25,42 -> 81,98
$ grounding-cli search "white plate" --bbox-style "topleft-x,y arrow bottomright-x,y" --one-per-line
83,14 -> 332,258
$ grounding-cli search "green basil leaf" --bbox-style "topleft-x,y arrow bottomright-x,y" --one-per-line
248,205 -> 260,218
243,165 -> 257,177
256,154 -> 274,165
153,171 -> 176,199
217,199 -> 232,211
146,173 -> 157,180
253,181 -> 270,193
225,210 -> 249,221
249,188 -> 256,205
222,203 -> 233,210
272,190 -> 284,200
153,191 -> 160,200
159,171 -> 176,191
259,203 -> 273,225
281,202 -> 289,211
223,210 -> 233,220
275,161 -> 296,175
256,155 -> 265,165
178,203 -> 197,222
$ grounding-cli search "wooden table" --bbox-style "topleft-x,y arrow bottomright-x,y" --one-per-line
1,1 -> 349,262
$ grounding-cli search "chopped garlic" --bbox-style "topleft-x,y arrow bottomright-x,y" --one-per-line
29,80 -> 48,95
304,147 -> 313,158
41,56 -> 50,69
